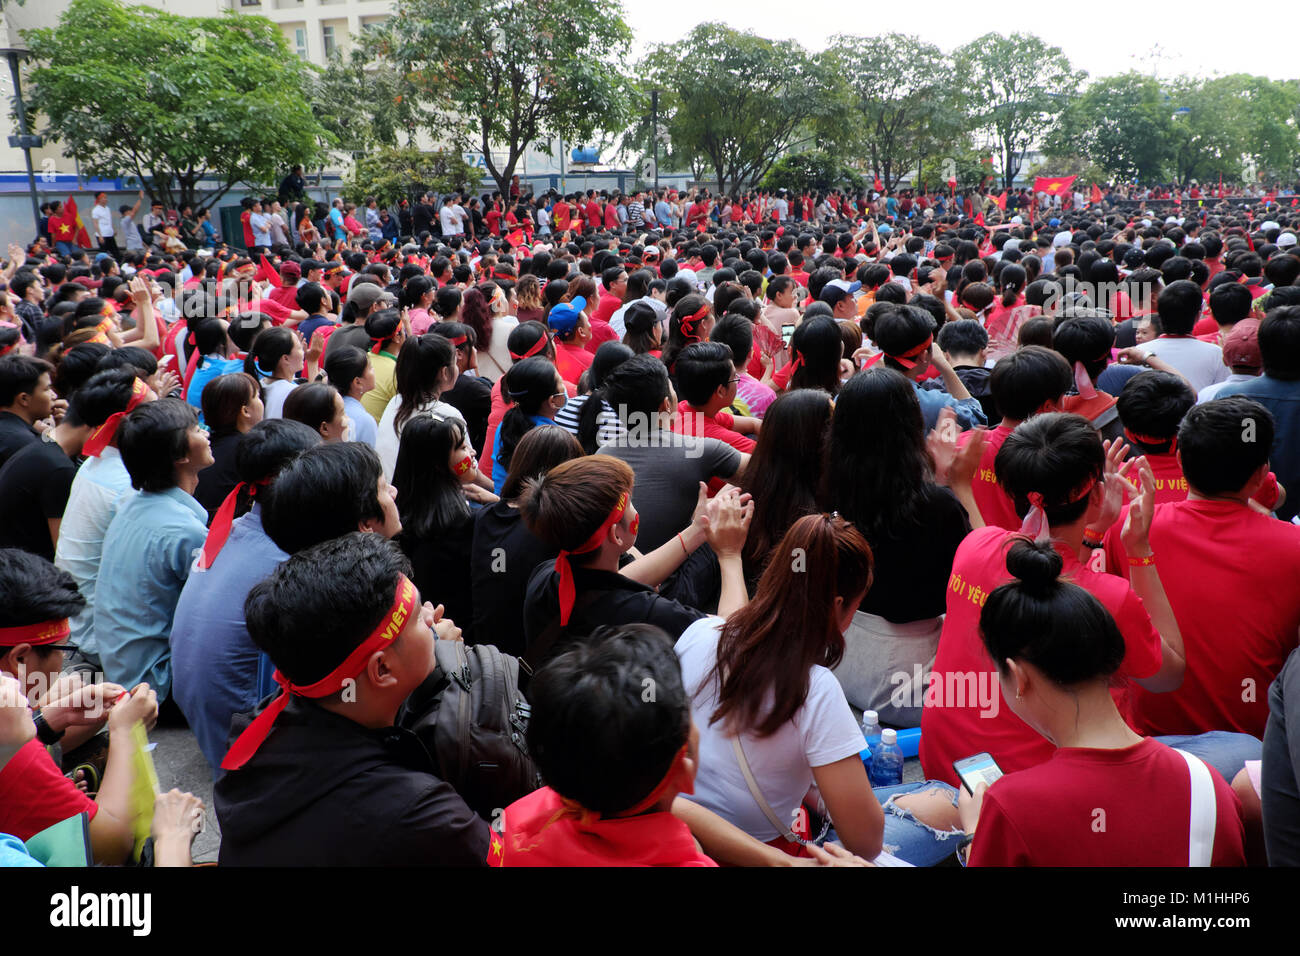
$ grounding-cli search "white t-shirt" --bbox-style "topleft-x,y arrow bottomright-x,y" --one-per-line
91,204 -> 114,239
675,617 -> 865,842
439,205 -> 465,236
376,396 -> 466,480
261,378 -> 298,420
1138,337 -> 1231,394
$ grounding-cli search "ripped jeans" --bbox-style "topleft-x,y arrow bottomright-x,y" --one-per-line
874,781 -> 964,867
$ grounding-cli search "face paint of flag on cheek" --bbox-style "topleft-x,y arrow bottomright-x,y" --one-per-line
452,454 -> 477,480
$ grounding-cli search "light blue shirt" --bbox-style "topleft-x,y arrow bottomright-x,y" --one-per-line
53,448 -> 136,653
94,486 -> 208,701
249,212 -> 272,246
911,379 -> 987,433
344,395 -> 378,447
186,355 -> 246,414
491,415 -> 553,494
171,504 -> 284,776
329,207 -> 346,241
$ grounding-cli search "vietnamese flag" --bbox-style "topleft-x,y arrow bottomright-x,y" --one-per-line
873,176 -> 884,192
974,212 -> 985,227
994,191 -> 1007,211
1090,184 -> 1103,205
1033,175 -> 1077,198
65,196 -> 93,248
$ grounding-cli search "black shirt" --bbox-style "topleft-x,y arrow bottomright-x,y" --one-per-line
470,501 -> 557,657
215,695 -> 488,866
856,484 -> 971,624
0,438 -> 78,560
523,563 -> 705,668
412,203 -> 436,238
0,411 -> 39,470
400,515 -> 475,640
194,431 -> 242,524
441,373 -> 493,458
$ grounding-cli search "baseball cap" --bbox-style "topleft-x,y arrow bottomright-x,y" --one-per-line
279,260 -> 302,279
1049,218 -> 1061,228
347,282 -> 397,309
1277,232 -> 1297,249
819,285 -> 855,309
877,224 -> 893,236
547,297 -> 586,334
826,278 -> 862,295
1222,318 -> 1262,371
300,259 -> 325,274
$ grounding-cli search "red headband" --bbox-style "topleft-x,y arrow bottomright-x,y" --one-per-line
555,492 -> 632,626
863,334 -> 933,371
370,336 -> 386,354
680,303 -> 710,343
197,478 -> 270,571
443,334 -> 468,347
553,742 -> 687,827
509,334 -> 549,361
0,618 -> 71,647
83,377 -> 150,457
1123,427 -> 1175,449
0,342 -> 15,357
222,575 -> 418,771
1020,476 -> 1100,540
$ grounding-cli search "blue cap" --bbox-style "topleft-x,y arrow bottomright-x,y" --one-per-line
1049,218 -> 1060,228
547,297 -> 586,335
877,224 -> 892,236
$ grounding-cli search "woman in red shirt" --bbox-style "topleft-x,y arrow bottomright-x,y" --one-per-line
955,537 -> 1246,867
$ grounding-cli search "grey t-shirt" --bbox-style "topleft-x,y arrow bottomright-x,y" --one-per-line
598,431 -> 741,552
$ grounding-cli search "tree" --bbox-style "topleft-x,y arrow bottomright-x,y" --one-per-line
1046,73 -> 1175,183
387,0 -> 633,198
308,31 -> 436,157
342,146 -> 476,207
956,33 -> 1083,190
824,34 -> 969,191
643,23 -> 837,195
24,0 -> 328,213
760,151 -> 863,194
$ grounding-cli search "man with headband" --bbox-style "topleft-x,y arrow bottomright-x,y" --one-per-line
215,532 -> 486,866
0,548 -> 160,864
868,304 -> 986,432
492,624 -> 715,866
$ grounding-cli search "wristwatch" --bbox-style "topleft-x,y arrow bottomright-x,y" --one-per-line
33,708 -> 65,745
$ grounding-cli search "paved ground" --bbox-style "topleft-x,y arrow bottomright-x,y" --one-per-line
148,717 -> 921,865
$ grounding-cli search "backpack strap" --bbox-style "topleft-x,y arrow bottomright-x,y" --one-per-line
1174,748 -> 1217,867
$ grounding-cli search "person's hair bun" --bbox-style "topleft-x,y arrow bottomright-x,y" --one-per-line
1004,538 -> 1062,593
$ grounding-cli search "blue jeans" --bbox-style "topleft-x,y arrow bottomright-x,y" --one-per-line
1154,731 -> 1261,783
872,781 -> 964,866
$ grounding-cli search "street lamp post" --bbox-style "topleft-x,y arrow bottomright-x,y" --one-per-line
2,47 -> 43,236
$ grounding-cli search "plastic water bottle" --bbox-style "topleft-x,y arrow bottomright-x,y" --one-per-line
861,710 -> 881,745
870,728 -> 904,787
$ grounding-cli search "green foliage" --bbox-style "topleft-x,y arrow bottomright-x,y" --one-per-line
643,23 -> 838,194
23,0 -> 328,212
308,31 -> 435,156
342,146 -> 476,207
956,33 -> 1083,190
760,151 -> 862,194
1046,73 -> 1174,182
387,0 -> 633,197
823,34 -> 971,191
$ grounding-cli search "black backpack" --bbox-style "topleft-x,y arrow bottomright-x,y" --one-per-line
397,640 -> 541,821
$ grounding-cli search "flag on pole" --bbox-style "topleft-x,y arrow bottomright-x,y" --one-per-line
1217,174 -> 1224,199
1090,184 -> 1103,205
873,176 -> 883,192
994,191 -> 1007,211
974,212 -> 985,227
1033,175 -> 1077,197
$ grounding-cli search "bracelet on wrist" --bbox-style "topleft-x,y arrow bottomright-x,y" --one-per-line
677,531 -> 689,557
1128,553 -> 1156,567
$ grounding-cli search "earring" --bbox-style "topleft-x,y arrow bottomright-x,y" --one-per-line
1015,691 -> 1023,701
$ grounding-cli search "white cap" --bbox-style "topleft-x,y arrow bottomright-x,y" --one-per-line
881,728 -> 898,745
1010,215 -> 1023,225
1165,216 -> 1180,225
1278,233 -> 1297,249
1053,230 -> 1072,248
1262,220 -> 1281,232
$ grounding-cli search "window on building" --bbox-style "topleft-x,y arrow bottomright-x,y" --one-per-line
322,25 -> 337,58
294,27 -> 307,59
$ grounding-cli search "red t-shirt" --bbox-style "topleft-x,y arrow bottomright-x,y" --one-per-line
1101,498 -> 1300,737
555,341 -> 594,384
592,291 -> 623,326
1142,453 -> 1189,506
585,201 -> 602,232
969,738 -> 1245,867
959,423 -> 1019,531
672,401 -> 755,454
485,208 -> 502,237
1192,316 -> 1219,339
789,269 -> 810,289
0,739 -> 99,841
920,527 -> 1162,786
586,318 -> 619,354
490,787 -> 716,867
605,204 -> 620,231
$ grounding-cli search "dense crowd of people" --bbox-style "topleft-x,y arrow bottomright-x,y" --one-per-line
4,174 -> 1300,868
